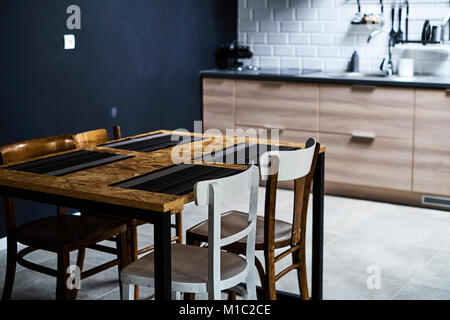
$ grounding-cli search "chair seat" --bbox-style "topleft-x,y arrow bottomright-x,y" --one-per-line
187,210 -> 293,250
15,215 -> 127,252
121,243 -> 248,293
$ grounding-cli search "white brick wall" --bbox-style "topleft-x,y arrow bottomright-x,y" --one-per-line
238,0 -> 450,76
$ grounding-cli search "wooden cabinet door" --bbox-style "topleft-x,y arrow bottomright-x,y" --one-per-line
202,78 -> 235,133
320,84 -> 414,139
235,80 -> 318,132
320,133 -> 413,191
413,89 -> 450,195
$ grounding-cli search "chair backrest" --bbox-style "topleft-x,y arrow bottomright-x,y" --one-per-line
259,138 -> 317,182
0,134 -> 76,236
0,134 -> 75,165
194,164 -> 259,300
259,138 -> 321,248
73,129 -> 109,148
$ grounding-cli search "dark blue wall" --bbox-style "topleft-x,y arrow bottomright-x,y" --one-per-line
0,0 -> 237,236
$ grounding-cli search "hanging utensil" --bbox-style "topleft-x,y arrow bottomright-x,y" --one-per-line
396,3 -> 404,42
389,2 -> 396,41
405,0 -> 409,41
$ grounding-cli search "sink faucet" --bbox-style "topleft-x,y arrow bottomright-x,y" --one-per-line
379,37 -> 394,76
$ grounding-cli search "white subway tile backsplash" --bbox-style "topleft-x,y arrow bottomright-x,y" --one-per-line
240,21 -> 259,32
253,45 -> 273,56
290,0 -> 311,9
248,0 -> 267,9
268,33 -> 289,44
268,0 -> 289,9
247,32 -> 267,44
318,46 -> 339,57
260,56 -> 280,68
281,57 -> 302,68
281,21 -> 301,32
240,0 -> 450,75
311,0 -> 334,8
296,45 -> 316,57
311,34 -> 333,44
275,45 -> 296,56
254,9 -> 273,21
303,21 -> 323,33
296,8 -> 317,20
275,9 -> 295,20
318,8 -> 339,20
239,9 -> 253,21
260,21 -> 280,32
289,33 -> 310,44
303,57 -> 324,69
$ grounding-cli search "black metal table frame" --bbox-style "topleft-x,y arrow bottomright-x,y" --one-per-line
0,153 -> 324,301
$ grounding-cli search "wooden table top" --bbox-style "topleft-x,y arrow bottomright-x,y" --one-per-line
0,130 -> 325,214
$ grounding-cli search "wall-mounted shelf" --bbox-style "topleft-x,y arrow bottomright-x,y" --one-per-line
394,43 -> 450,54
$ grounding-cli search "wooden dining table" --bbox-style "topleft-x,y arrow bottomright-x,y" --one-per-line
0,129 -> 325,300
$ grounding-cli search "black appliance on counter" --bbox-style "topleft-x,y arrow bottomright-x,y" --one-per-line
215,41 -> 253,70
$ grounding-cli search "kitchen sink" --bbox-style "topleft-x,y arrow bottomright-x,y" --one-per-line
326,72 -> 434,81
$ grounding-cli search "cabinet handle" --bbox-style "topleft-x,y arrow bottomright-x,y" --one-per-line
351,131 -> 376,141
352,84 -> 376,91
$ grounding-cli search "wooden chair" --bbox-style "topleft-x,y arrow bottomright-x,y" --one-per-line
74,126 -> 184,299
0,134 -> 129,300
120,164 -> 260,300
186,138 -> 320,300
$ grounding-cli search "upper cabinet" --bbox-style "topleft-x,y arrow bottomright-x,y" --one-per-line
413,89 -> 450,195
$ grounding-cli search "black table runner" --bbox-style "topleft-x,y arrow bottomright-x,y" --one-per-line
101,133 -> 202,153
197,143 -> 299,165
112,164 -> 242,196
5,150 -> 133,176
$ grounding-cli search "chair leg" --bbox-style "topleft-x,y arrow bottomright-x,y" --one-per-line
293,246 -> 310,300
117,231 -> 130,300
264,248 -> 277,300
2,240 -> 17,300
127,225 -> 140,300
172,291 -> 180,300
121,283 -> 134,300
56,251 -> 71,300
255,257 -> 267,292
70,248 -> 86,300
175,211 -> 183,244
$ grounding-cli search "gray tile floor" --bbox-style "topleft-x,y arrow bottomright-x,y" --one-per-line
2,188 -> 450,300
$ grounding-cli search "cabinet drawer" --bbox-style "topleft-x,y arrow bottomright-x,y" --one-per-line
319,84 -> 414,139
235,125 -> 317,145
414,89 -> 450,195
320,133 -> 412,190
203,78 -> 235,133
235,80 -> 318,131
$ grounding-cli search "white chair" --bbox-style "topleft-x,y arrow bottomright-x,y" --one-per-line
120,164 -> 260,300
186,138 -> 320,300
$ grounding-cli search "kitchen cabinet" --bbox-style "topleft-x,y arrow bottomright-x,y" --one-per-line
235,81 -> 318,132
320,133 -> 413,190
319,84 -> 414,139
202,78 -> 235,132
413,89 -> 450,195
202,77 -> 450,210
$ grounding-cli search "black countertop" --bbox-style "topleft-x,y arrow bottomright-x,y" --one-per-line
201,69 -> 450,90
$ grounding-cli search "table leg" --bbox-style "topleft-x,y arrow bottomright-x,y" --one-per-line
154,212 -> 172,300
312,152 -> 325,300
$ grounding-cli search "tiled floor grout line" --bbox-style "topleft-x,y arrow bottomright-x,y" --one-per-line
390,247 -> 443,300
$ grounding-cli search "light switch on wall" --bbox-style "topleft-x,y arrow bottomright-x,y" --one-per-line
64,34 -> 75,50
